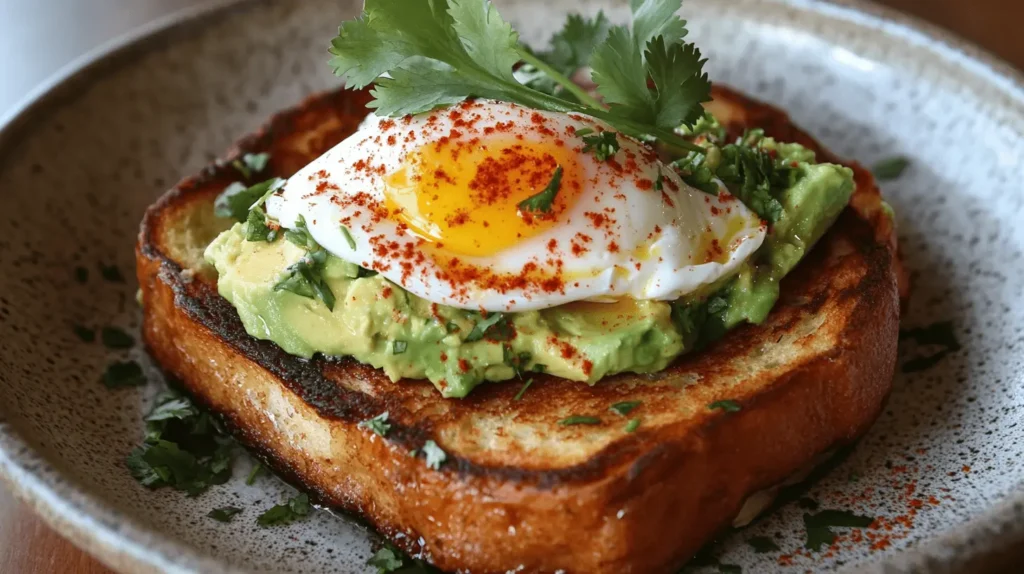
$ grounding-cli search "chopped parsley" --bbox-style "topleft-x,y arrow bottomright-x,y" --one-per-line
340,224 -> 358,249
708,399 -> 741,413
359,412 -> 392,437
245,206 -> 279,243
580,130 -> 620,161
327,0 -> 709,153
367,544 -> 405,573
517,165 -> 563,214
274,249 -> 336,311
72,324 -> 95,343
559,415 -> 601,426
126,391 -> 235,496
392,340 -> 408,355
208,506 -> 242,522
747,536 -> 780,553
803,509 -> 874,551
101,326 -> 134,349
100,263 -> 124,283
214,178 -> 285,223
872,156 -> 910,181
513,378 -> 533,401
422,440 -> 447,470
257,492 -> 312,527
609,400 -> 641,416
102,360 -> 146,388
231,152 -> 270,180
464,312 -> 513,342
624,419 -> 641,433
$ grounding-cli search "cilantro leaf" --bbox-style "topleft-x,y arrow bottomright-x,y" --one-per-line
214,178 -> 285,223
208,506 -> 242,522
625,418 -> 641,432
422,440 -> 447,470
257,493 -> 312,527
274,248 -> 336,311
517,12 -> 611,97
246,463 -> 266,485
517,166 -> 563,214
644,36 -> 711,128
367,545 -> 406,573
359,412 -> 392,437
803,510 -> 874,551
327,0 -> 707,153
245,206 -> 279,243
464,312 -> 507,342
513,378 -> 533,401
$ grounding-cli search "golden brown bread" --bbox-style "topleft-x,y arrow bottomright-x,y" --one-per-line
136,84 -> 904,573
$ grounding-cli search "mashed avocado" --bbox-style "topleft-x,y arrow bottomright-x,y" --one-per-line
205,135 -> 852,398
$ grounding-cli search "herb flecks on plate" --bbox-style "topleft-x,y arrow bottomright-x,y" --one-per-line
328,0 -> 711,153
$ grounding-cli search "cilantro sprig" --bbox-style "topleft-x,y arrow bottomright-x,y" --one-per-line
328,0 -> 710,152
517,166 -> 563,214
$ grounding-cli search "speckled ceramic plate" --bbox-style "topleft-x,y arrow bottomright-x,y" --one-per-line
1,0 -> 1022,572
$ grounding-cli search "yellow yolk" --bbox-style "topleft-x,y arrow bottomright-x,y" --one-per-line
383,137 -> 584,257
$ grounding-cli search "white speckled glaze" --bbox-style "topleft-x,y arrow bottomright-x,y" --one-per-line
0,0 -> 1022,572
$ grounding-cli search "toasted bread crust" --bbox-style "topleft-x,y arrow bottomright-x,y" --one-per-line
137,86 -> 902,573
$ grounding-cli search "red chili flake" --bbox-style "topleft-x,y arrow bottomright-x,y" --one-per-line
380,119 -> 396,131
546,239 -> 558,253
440,352 -> 448,362
381,286 -> 393,299
387,134 -> 397,146
458,359 -> 471,373
607,241 -> 620,253
582,360 -> 594,376
661,191 -> 675,207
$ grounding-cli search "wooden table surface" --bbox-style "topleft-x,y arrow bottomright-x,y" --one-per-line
1,0 -> 1022,572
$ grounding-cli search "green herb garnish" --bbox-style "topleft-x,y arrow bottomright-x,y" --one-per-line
625,419 -> 641,433
558,415 -> 601,426
708,399 -> 741,412
340,224 -> 358,249
274,249 -> 336,311
102,360 -> 146,388
214,178 -> 285,223
581,130 -> 620,161
515,12 -> 611,100
327,0 -> 710,153
232,152 -> 270,180
359,412 -> 392,437
609,400 -> 641,416
392,340 -> 408,355
245,206 -> 279,243
422,440 -> 447,470
101,326 -> 134,349
208,506 -> 242,523
873,156 -> 910,181
367,544 -> 406,573
513,378 -> 533,401
257,493 -> 312,527
517,166 -> 563,214
464,312 -> 513,342
803,509 -> 874,551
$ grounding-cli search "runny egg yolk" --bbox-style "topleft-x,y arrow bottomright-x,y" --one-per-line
383,137 -> 584,257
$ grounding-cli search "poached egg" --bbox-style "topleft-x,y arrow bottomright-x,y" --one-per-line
265,99 -> 765,312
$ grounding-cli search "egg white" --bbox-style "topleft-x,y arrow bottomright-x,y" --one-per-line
265,99 -> 765,312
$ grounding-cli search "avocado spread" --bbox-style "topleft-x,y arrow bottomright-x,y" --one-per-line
205,130 -> 853,398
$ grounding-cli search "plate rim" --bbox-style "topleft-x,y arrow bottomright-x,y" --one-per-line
0,0 -> 1022,572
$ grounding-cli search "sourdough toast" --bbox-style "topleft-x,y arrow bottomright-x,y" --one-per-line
136,85 -> 904,573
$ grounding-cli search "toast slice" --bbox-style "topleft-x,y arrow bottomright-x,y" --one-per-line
136,85 -> 904,573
